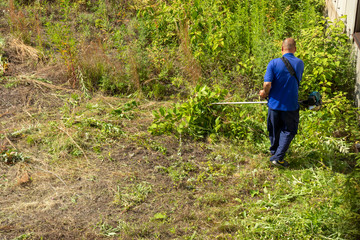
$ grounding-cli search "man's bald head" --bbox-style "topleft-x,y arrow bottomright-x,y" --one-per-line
282,38 -> 296,54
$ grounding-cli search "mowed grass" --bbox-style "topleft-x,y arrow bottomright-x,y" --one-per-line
0,84 -> 358,239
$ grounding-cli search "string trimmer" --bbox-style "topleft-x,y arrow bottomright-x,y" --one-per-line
212,91 -> 322,109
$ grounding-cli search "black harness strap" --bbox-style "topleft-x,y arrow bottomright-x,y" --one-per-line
281,56 -> 300,88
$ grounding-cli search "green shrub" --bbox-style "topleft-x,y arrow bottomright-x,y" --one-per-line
297,17 -> 356,99
290,92 -> 360,171
149,85 -> 268,142
149,85 -> 228,139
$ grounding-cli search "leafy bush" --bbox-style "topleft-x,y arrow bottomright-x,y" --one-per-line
149,85 -> 268,142
149,85 -> 228,139
297,17 -> 356,99
289,92 -> 360,171
135,0 -> 325,94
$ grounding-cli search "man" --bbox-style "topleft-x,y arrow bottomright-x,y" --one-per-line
259,38 -> 304,167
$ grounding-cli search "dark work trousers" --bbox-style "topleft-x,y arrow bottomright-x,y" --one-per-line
268,108 -> 299,162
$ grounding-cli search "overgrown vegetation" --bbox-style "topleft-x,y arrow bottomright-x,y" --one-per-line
0,0 -> 359,239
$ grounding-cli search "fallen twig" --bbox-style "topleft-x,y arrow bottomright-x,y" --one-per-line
0,110 -> 14,118
4,135 -> 18,151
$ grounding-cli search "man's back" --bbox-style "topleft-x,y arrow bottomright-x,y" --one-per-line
264,53 -> 304,111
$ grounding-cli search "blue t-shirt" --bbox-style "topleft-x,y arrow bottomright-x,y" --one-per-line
264,53 -> 304,111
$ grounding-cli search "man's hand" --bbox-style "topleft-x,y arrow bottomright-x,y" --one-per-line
259,90 -> 267,99
259,82 -> 272,99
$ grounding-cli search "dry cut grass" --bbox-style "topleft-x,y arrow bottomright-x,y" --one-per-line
6,37 -> 43,64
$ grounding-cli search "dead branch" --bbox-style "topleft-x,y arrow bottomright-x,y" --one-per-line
4,134 -> 18,151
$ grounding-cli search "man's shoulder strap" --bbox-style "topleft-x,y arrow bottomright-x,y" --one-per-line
281,56 -> 300,87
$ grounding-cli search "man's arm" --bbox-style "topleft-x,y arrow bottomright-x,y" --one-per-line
259,82 -> 271,99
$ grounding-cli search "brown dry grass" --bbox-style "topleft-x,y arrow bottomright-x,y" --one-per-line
77,40 -> 125,92
178,20 -> 202,86
3,36 -> 45,76
6,37 -> 43,64
34,63 -> 68,84
8,0 -> 28,36
128,45 -> 141,91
